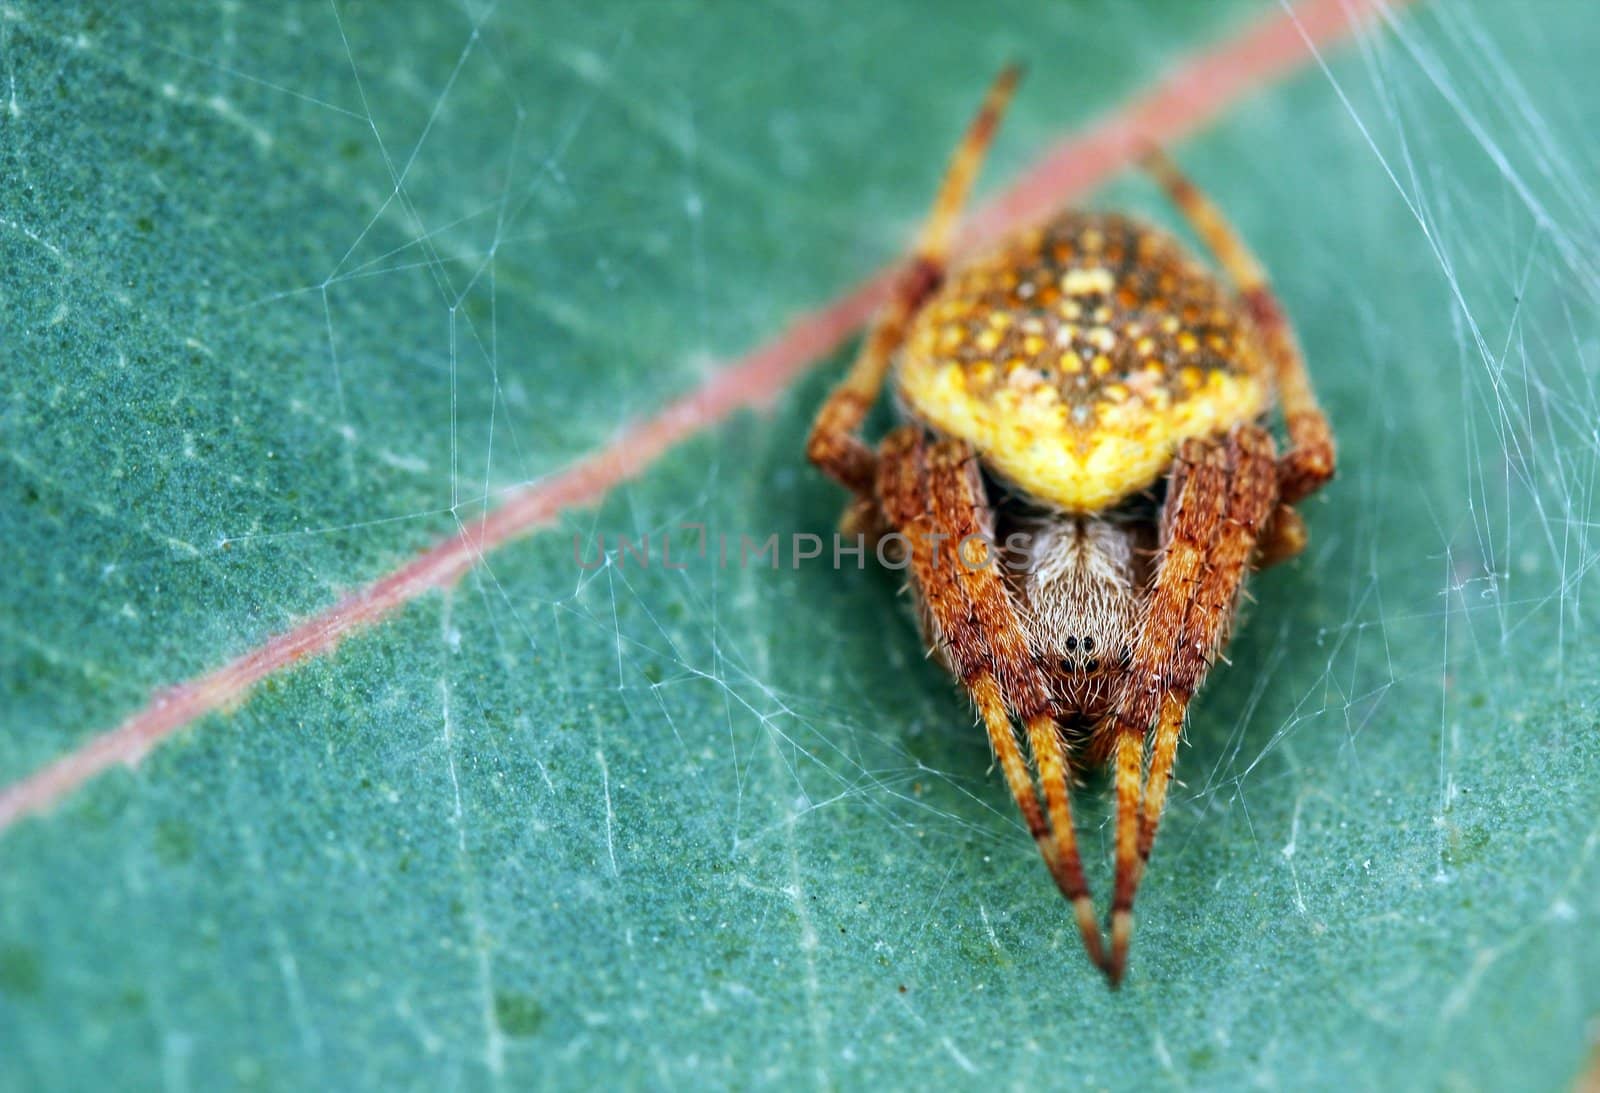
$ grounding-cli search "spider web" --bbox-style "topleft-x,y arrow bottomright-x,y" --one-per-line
1,0 -> 1598,1089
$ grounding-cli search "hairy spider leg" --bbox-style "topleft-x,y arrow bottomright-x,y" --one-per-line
876,427 -> 1106,969
1140,149 -> 1337,560
1091,150 -> 1343,983
806,65 -> 1021,499
1105,426 -> 1279,986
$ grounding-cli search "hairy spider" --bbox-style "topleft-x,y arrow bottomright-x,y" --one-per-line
806,67 -> 1334,986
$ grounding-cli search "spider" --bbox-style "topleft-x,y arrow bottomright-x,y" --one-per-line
806,67 -> 1334,986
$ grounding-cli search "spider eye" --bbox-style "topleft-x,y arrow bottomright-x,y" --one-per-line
1059,657 -> 1076,673
1085,658 -> 1101,673
1064,636 -> 1078,652
1081,636 -> 1096,652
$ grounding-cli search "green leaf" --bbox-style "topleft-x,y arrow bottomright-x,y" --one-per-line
3,1 -> 1598,1089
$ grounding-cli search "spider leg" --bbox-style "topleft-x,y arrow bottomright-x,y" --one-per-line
807,65 -> 1020,497
1140,149 -> 1336,510
876,426 -> 1106,969
1105,425 -> 1279,986
1252,502 -> 1307,569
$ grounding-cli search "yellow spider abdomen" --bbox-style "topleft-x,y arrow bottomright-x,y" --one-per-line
897,211 -> 1272,512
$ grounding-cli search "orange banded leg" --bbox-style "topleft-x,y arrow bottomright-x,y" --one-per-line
876,427 -> 1105,968
1252,502 -> 1307,569
1109,728 -> 1143,976
806,66 -> 1020,497
970,672 -> 1048,849
1141,149 -> 1336,505
1137,694 -> 1187,870
1104,426 -> 1279,985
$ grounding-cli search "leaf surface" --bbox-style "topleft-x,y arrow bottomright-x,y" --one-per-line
2,1 -> 1598,1089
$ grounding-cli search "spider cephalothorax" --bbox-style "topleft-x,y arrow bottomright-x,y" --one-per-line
1011,513 -> 1144,732
807,68 -> 1334,986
